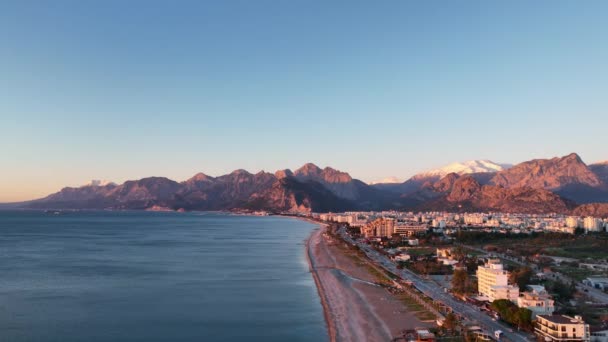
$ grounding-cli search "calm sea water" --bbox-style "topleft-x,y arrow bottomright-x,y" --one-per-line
0,211 -> 327,342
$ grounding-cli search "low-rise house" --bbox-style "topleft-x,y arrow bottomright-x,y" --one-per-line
453,262 -> 467,271
583,277 -> 608,290
591,330 -> 608,342
436,247 -> 460,266
517,285 -> 554,318
579,264 -> 608,272
436,247 -> 452,259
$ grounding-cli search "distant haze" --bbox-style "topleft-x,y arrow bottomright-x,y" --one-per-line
1,2 -> 607,202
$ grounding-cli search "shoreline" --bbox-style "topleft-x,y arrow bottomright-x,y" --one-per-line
302,220 -> 432,342
305,225 -> 337,342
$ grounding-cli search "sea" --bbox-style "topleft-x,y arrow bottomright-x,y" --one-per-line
0,210 -> 328,342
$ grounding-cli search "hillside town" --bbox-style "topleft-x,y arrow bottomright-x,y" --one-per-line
308,210 -> 608,341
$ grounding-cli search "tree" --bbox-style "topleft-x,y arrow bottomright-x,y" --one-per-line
452,269 -> 469,295
465,258 -> 480,274
443,312 -> 458,331
545,279 -> 575,301
509,266 -> 532,289
490,299 -> 533,330
452,246 -> 467,261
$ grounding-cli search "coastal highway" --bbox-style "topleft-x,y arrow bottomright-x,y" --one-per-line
338,228 -> 533,342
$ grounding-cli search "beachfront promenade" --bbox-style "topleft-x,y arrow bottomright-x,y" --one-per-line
337,227 -> 534,342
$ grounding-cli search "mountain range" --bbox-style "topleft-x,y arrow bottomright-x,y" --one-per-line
12,153 -> 608,217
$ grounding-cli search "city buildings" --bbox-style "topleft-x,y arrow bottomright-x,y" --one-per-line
316,210 -> 606,237
535,315 -> 590,342
314,209 -> 606,340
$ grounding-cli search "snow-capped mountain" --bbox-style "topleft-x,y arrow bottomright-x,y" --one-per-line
368,177 -> 402,185
369,160 -> 512,193
84,180 -> 116,187
413,160 -> 511,179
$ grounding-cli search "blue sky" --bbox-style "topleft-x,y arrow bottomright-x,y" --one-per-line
1,1 -> 607,201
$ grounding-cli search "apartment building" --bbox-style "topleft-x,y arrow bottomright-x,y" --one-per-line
362,218 -> 395,238
394,224 -> 428,237
535,315 -> 590,342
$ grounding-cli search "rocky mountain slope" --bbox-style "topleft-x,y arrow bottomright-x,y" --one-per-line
17,154 -> 608,214
590,161 -> 608,184
26,164 -> 400,212
572,203 -> 608,217
292,163 -> 360,200
411,174 -> 575,214
488,153 -> 607,203
490,153 -> 601,189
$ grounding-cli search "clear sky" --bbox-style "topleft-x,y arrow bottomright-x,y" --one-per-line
1,1 -> 607,202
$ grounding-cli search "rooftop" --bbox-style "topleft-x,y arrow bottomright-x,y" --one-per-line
586,277 -> 608,282
537,315 -> 584,324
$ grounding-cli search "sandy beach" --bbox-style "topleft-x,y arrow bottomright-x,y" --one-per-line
306,224 -> 433,342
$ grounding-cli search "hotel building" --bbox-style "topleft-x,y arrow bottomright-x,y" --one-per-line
476,259 -> 519,302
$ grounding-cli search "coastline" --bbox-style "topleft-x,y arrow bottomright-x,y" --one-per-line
305,224 -> 337,342
302,219 -> 432,342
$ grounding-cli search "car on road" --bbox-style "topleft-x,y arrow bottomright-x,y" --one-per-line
495,330 -> 503,340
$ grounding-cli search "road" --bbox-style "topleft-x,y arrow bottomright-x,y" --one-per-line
339,228 -> 533,342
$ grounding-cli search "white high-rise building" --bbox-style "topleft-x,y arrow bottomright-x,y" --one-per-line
476,259 -> 519,302
584,217 -> 603,232
566,216 -> 581,229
